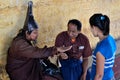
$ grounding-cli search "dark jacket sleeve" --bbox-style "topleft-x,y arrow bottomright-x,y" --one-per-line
10,38 -> 57,58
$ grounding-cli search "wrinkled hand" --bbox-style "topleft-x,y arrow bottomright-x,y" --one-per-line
57,46 -> 72,53
59,53 -> 68,59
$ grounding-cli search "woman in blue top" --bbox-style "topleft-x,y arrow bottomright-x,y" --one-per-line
89,13 -> 117,80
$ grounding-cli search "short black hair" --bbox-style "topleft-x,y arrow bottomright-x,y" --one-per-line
67,19 -> 82,31
89,13 -> 110,35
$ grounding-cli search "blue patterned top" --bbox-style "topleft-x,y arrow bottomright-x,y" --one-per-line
91,35 -> 117,80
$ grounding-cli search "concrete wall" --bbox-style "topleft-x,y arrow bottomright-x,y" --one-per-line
0,0 -> 120,74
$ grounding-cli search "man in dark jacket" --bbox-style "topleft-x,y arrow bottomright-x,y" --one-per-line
5,1 -> 71,80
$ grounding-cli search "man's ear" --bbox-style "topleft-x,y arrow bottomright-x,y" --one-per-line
25,31 -> 29,35
26,31 -> 28,34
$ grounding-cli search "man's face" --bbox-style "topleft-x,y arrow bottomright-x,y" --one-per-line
26,29 -> 38,41
67,23 -> 80,39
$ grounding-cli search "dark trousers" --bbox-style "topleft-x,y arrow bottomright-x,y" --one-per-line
60,58 -> 90,80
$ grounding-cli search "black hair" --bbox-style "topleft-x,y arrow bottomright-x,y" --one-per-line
23,16 -> 38,34
15,15 -> 38,39
20,1 -> 38,36
89,13 -> 110,35
14,29 -> 27,41
67,19 -> 82,31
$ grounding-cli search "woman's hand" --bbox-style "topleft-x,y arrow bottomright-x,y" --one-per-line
57,46 -> 72,53
80,72 -> 87,80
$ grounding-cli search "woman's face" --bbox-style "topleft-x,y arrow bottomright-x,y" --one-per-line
90,26 -> 98,37
26,29 -> 38,41
67,23 -> 80,39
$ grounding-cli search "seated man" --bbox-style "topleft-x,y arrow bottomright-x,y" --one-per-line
55,19 -> 92,80
5,1 -> 71,80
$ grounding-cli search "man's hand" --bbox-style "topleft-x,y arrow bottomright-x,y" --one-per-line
59,53 -> 68,59
57,46 -> 72,53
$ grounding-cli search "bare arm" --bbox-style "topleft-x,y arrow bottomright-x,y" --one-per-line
14,39 -> 71,58
94,52 -> 105,80
80,57 -> 89,80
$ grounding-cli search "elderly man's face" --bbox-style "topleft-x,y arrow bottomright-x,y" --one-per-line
26,29 -> 38,41
67,23 -> 80,39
